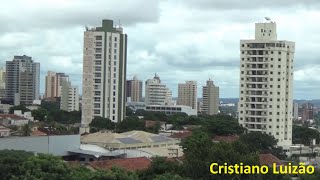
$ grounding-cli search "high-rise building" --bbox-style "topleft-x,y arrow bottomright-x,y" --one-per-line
202,79 -> 219,115
60,79 -> 79,112
293,102 -> 299,120
238,20 -> 295,148
45,71 -> 69,98
81,19 -> 127,131
301,103 -> 314,121
126,75 -> 142,102
5,55 -> 40,105
145,74 -> 172,106
177,81 -> 197,110
0,67 -> 6,98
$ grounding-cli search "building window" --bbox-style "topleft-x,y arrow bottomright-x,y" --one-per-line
95,36 -> 102,40
114,37 -> 117,42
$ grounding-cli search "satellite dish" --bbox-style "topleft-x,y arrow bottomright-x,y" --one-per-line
265,17 -> 271,21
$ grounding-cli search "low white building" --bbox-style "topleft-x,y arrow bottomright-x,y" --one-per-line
14,110 -> 34,121
145,105 -> 197,116
0,114 -> 29,126
0,103 -> 13,114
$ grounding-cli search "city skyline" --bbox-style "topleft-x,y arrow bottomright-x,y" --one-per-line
0,0 -> 319,99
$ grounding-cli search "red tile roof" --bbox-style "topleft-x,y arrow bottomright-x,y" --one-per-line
212,135 -> 240,143
169,131 -> 192,139
89,157 -> 151,171
259,153 -> 284,166
0,114 -> 28,120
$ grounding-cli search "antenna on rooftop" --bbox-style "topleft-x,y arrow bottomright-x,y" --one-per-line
118,19 -> 121,27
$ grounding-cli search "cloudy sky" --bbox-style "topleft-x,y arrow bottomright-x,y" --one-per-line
0,0 -> 319,99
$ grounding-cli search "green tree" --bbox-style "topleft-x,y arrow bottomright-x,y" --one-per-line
126,107 -> 134,116
293,125 -> 320,145
9,104 -> 30,114
116,116 -> 145,133
31,108 -> 49,121
203,114 -> 245,136
139,157 -> 184,180
20,123 -> 32,136
239,132 -> 286,159
181,130 -> 214,179
89,116 -> 115,132
0,150 -> 33,180
153,173 -> 188,180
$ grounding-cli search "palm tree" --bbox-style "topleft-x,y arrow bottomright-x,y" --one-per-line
20,124 -> 32,136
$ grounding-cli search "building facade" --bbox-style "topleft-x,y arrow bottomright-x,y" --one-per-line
60,80 -> 79,112
293,102 -> 299,120
45,71 -> 69,98
126,75 -> 142,102
0,67 -> 6,98
145,74 -> 172,106
5,55 -> 40,105
301,103 -> 314,121
238,20 -> 295,148
202,79 -> 219,115
81,19 -> 127,132
177,81 -> 197,110
146,105 -> 197,116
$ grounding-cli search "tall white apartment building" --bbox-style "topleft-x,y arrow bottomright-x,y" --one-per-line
238,20 -> 295,149
5,55 -> 40,105
60,80 -> 79,112
202,79 -> 219,115
81,19 -> 127,132
0,67 -> 6,98
45,71 -> 69,98
145,74 -> 172,106
177,81 -> 197,110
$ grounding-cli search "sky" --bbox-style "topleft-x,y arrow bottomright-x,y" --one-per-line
0,0 -> 319,99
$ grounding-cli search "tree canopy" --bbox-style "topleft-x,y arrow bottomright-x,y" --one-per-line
292,125 -> 320,146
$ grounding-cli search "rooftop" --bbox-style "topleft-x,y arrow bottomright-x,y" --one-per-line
88,157 -> 151,171
259,153 -> 284,166
0,114 -> 28,120
81,130 -> 178,148
68,149 -> 124,158
212,135 -> 240,143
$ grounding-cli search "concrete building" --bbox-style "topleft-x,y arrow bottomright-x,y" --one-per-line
0,67 -> 6,98
146,105 -> 197,116
60,80 -> 79,112
5,55 -> 40,105
81,19 -> 127,131
301,103 -> 314,121
238,19 -> 295,149
126,75 -> 142,102
145,74 -> 172,106
293,102 -> 299,120
45,71 -> 69,98
177,81 -> 197,110
202,79 -> 219,115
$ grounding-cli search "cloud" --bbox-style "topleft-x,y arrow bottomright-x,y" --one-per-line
180,0 -> 320,10
0,0 -> 160,33
0,0 -> 319,99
